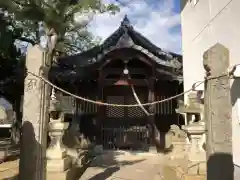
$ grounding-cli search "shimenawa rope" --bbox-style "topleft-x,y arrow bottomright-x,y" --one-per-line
26,70 -> 230,107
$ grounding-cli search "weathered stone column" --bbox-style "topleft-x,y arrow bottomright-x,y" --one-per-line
203,43 -> 233,180
19,45 -> 50,180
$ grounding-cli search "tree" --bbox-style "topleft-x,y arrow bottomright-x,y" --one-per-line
0,10 -> 25,143
0,10 -> 24,104
0,1 -> 120,141
0,0 -> 120,110
0,0 -> 120,54
0,0 -> 120,108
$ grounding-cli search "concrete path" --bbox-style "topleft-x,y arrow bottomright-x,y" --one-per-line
0,159 -> 18,179
0,150 -> 205,180
0,150 -> 179,180
0,138 -> 19,179
79,150 -> 179,180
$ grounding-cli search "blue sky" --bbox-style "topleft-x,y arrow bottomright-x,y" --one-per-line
88,0 -> 182,53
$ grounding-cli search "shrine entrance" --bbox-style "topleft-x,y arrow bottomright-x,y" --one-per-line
101,86 -> 149,150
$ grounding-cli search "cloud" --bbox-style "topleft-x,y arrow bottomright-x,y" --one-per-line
89,0 -> 182,54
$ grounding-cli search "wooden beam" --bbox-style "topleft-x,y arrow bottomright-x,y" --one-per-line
72,83 -> 80,115
98,49 -> 154,70
98,58 -> 112,70
97,70 -> 104,144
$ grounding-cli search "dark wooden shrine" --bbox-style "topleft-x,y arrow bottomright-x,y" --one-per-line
49,16 -> 183,151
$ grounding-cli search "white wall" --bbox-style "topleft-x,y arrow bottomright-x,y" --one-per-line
181,0 -> 240,166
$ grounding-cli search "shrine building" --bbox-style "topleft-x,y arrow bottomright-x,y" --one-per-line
48,16 -> 183,151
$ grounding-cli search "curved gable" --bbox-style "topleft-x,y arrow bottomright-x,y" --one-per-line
57,15 -> 182,70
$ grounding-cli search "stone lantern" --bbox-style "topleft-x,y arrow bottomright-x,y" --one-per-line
175,92 -> 206,163
175,92 -> 204,125
182,122 -> 206,162
46,88 -> 72,176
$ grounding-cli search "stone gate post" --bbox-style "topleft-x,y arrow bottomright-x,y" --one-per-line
203,43 -> 234,180
19,45 -> 50,180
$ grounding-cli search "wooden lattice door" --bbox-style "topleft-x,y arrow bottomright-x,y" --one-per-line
102,86 -> 149,150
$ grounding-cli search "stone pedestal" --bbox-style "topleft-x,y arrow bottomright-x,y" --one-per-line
0,150 -> 7,163
46,93 -> 74,180
46,120 -> 72,172
46,119 -> 77,180
182,122 -> 206,162
170,142 -> 190,160
168,125 -> 190,160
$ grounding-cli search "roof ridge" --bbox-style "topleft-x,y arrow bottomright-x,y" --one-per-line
120,15 -> 133,29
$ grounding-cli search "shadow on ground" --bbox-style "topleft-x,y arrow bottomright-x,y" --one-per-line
207,152 -> 234,180
79,150 -> 147,180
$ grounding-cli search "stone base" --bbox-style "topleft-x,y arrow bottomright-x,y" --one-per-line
169,142 -> 189,160
183,175 -> 206,180
0,150 -> 7,163
188,151 -> 206,162
47,151 -> 92,180
173,161 -> 206,180
187,162 -> 206,175
165,154 -> 206,180
47,156 -> 72,172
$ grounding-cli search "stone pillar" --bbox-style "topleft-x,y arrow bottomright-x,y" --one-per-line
203,43 -> 233,180
19,45 -> 50,180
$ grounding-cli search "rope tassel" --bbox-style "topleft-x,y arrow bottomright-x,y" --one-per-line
130,84 -> 152,116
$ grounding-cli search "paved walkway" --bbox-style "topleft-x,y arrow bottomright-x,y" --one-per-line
79,150 -> 179,180
0,138 -> 19,180
0,148 -> 205,180
0,151 -> 179,180
0,159 -> 18,179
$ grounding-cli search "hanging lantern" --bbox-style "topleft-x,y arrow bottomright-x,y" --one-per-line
123,67 -> 129,75
123,61 -> 129,75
